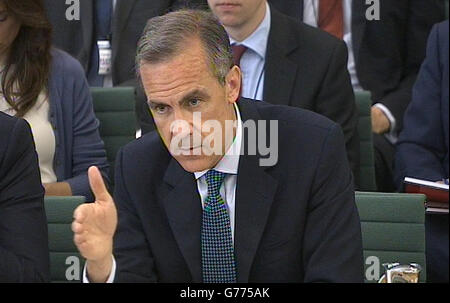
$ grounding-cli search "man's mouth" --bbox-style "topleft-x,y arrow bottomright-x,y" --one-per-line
216,2 -> 241,9
178,145 -> 202,151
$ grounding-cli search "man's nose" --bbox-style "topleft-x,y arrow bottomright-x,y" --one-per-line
170,111 -> 193,136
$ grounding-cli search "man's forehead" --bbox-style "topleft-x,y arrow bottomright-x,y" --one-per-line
141,59 -> 207,90
141,54 -> 205,75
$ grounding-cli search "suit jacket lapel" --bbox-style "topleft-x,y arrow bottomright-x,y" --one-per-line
112,0 -> 138,70
80,0 -> 94,71
234,100 -> 278,282
263,6 -> 299,106
160,158 -> 203,282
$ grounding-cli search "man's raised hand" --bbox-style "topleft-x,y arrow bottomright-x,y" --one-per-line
72,166 -> 117,282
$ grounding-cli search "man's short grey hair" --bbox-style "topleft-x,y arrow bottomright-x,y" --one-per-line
136,9 -> 234,85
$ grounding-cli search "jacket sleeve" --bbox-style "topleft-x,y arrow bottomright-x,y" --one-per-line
395,22 -> 448,190
0,118 -> 50,282
63,58 -> 110,201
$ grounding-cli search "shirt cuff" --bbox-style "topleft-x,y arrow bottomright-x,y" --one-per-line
82,255 -> 116,283
373,103 -> 398,144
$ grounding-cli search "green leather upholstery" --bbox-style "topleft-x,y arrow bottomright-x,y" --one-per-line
355,91 -> 377,191
355,192 -> 427,283
45,196 -> 85,283
91,87 -> 136,189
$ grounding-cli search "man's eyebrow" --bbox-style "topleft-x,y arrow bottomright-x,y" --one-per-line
148,89 -> 210,106
147,99 -> 166,107
179,89 -> 210,105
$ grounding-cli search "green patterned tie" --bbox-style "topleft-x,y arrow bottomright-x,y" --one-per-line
201,170 -> 237,283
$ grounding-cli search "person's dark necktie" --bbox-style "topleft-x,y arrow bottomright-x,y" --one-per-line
201,170 -> 237,283
87,0 -> 113,87
231,45 -> 248,98
318,0 -> 344,40
231,44 -> 248,67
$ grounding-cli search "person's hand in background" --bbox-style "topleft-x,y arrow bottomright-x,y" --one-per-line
72,166 -> 117,282
371,106 -> 391,134
43,182 -> 72,196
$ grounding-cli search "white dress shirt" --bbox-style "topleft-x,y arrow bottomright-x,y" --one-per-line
229,2 -> 271,101
84,103 -> 243,283
303,0 -> 397,141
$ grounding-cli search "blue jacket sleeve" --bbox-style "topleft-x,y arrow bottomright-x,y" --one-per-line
61,56 -> 110,201
395,22 -> 448,189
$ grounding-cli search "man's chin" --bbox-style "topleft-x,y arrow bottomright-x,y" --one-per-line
216,14 -> 243,28
173,155 -> 217,173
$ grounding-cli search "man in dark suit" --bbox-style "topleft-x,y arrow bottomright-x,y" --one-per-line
395,21 -> 449,283
268,0 -> 445,191
72,9 -> 363,283
44,0 -> 206,132
0,113 -> 50,282
208,0 -> 360,186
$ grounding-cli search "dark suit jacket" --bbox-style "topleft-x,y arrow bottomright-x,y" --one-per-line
268,0 -> 445,132
395,21 -> 449,188
265,6 -> 359,185
112,98 -> 363,283
0,113 -> 50,282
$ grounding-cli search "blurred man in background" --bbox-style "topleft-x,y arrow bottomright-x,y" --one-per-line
208,0 -> 360,185
269,0 -> 445,191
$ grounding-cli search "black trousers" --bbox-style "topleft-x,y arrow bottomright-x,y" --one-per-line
374,133 -> 396,192
426,214 -> 449,283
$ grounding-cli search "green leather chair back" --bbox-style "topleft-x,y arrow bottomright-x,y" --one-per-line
91,87 -> 136,189
355,91 -> 377,191
355,192 -> 426,283
45,196 -> 85,283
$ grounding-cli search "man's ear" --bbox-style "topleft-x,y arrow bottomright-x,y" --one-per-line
225,66 -> 241,104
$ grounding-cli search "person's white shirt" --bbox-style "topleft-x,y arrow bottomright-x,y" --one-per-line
83,103 -> 243,283
303,0 -> 397,141
229,2 -> 271,101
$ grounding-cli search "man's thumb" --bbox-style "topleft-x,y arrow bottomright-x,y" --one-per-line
88,166 -> 112,203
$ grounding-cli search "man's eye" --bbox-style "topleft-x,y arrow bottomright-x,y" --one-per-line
152,105 -> 168,114
0,12 -> 8,22
189,99 -> 201,107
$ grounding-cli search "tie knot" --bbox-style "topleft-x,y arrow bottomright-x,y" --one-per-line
205,170 -> 227,195
231,44 -> 248,67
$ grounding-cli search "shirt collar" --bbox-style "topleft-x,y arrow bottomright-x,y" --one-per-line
194,102 -> 242,180
229,2 -> 271,60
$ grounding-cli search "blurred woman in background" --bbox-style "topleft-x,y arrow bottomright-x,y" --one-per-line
0,0 -> 109,201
